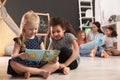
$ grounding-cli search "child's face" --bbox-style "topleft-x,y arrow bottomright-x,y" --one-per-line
51,25 -> 65,40
105,29 -> 112,36
81,33 -> 86,40
23,23 -> 38,39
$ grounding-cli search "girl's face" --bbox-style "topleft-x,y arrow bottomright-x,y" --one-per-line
92,24 -> 98,33
105,29 -> 112,36
52,25 -> 65,40
23,23 -> 38,39
80,33 -> 86,40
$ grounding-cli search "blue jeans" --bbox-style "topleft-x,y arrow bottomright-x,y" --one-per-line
96,46 -> 104,57
80,46 -> 104,57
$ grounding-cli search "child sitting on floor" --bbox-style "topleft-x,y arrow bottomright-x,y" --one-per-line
7,10 -> 59,79
48,16 -> 80,75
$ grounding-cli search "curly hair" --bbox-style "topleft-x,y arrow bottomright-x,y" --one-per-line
106,26 -> 117,37
49,16 -> 77,37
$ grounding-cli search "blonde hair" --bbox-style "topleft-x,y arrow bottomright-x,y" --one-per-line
18,10 -> 40,51
77,30 -> 87,42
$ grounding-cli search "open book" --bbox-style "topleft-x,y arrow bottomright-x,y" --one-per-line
25,49 -> 60,62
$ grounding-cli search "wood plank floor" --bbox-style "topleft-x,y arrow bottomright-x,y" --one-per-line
0,56 -> 120,80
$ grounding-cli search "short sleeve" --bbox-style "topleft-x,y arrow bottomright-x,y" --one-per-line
67,33 -> 77,43
113,37 -> 117,43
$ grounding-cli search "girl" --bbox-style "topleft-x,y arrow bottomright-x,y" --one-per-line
104,26 -> 118,56
104,27 -> 117,49
7,10 -> 59,79
77,30 -> 88,46
48,17 -> 80,75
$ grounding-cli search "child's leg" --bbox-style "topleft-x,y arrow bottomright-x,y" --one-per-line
90,47 -> 97,57
10,60 -> 59,79
101,50 -> 109,58
59,47 -> 78,70
109,49 -> 120,56
40,62 -> 59,74
95,46 -> 109,58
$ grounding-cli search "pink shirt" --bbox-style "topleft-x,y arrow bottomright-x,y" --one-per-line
78,40 -> 87,46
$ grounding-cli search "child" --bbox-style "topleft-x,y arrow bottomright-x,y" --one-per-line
48,17 -> 80,75
103,26 -> 118,56
7,10 -> 59,79
77,30 -> 93,57
77,30 -> 88,46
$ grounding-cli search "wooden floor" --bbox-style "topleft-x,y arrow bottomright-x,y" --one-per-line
0,56 -> 120,80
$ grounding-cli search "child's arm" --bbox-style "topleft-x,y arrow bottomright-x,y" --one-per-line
62,40 -> 79,67
12,43 -> 28,60
11,43 -> 20,57
113,42 -> 117,49
40,42 -> 45,50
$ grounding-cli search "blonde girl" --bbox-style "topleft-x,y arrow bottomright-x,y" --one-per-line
7,10 -> 59,79
77,30 -> 88,46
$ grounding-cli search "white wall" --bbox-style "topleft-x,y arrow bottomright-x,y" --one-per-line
95,0 -> 120,25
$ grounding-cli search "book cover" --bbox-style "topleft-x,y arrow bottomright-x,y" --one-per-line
25,49 -> 60,62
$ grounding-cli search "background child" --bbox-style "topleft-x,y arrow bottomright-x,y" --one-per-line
103,26 -> 118,56
77,30 -> 88,46
48,17 -> 80,75
104,26 -> 117,49
7,10 -> 59,79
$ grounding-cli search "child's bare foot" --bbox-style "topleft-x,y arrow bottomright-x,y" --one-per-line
40,71 -> 50,79
24,72 -> 31,79
90,47 -> 97,57
62,67 -> 70,75
101,51 -> 109,58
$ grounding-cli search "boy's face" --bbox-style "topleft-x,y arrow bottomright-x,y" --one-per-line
23,23 -> 38,39
51,25 -> 65,40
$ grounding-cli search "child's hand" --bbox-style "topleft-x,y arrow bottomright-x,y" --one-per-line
59,63 -> 66,70
59,64 -> 70,75
19,53 -> 29,60
53,57 -> 59,63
